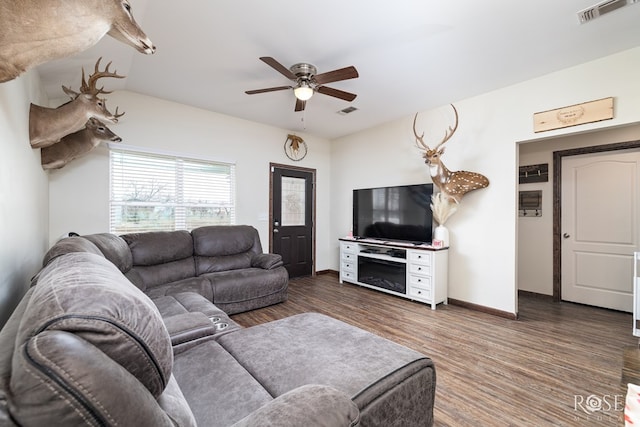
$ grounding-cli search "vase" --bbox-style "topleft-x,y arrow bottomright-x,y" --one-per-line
433,225 -> 449,247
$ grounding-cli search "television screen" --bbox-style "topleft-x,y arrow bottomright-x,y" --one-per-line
353,184 -> 434,244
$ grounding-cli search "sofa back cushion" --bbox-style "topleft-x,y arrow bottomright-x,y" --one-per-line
83,232 -> 133,273
13,253 -> 173,398
41,236 -> 104,267
10,331 -> 184,426
122,230 -> 196,289
192,225 -> 262,274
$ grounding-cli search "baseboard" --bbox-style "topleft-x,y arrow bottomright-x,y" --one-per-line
316,269 -> 339,276
448,298 -> 518,320
518,290 -> 553,301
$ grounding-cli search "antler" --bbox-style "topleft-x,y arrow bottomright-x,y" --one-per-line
413,114 -> 430,151
80,57 -> 125,96
413,104 -> 459,151
113,106 -> 126,119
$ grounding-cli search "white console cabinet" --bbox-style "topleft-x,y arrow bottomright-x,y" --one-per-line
339,238 -> 448,309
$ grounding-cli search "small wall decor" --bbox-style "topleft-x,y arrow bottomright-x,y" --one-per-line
519,190 -> 542,217
284,134 -> 307,161
533,97 -> 613,133
519,163 -> 548,184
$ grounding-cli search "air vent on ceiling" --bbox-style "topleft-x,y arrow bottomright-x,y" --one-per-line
577,0 -> 638,23
337,106 -> 358,115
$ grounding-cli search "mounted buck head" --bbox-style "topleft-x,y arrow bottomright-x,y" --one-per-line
0,0 -> 155,83
30,58 -> 125,148
413,104 -> 489,203
41,118 -> 122,170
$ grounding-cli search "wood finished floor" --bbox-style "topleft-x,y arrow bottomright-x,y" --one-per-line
231,273 -> 637,427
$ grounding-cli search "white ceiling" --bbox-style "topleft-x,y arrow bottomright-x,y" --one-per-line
37,0 -> 640,139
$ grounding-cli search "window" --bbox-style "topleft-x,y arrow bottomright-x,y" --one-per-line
109,148 -> 235,234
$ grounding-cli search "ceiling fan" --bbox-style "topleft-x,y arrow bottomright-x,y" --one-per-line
245,57 -> 359,112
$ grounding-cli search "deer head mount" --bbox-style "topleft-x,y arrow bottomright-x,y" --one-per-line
41,118 -> 122,170
29,58 -> 125,148
413,104 -> 489,204
0,0 -> 155,83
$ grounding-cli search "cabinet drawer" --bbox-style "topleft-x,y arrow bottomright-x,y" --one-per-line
409,275 -> 432,288
408,251 -> 431,266
341,271 -> 355,282
342,252 -> 356,262
342,261 -> 355,272
409,263 -> 431,276
408,285 -> 431,300
341,243 -> 356,253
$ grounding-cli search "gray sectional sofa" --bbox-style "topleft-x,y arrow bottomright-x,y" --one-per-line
44,225 -> 289,315
0,226 -> 437,426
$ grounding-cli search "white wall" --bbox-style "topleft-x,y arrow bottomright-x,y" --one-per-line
331,47 -> 640,316
48,91 -> 334,270
0,71 -> 49,326
518,123 -> 640,295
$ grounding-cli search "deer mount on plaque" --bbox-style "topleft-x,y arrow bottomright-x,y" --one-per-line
0,0 -> 155,83
413,104 -> 489,245
284,134 -> 308,161
30,58 -> 125,170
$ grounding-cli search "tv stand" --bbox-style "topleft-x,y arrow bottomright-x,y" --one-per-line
339,238 -> 448,309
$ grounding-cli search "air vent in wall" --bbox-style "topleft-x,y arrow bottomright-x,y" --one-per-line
578,0 -> 639,23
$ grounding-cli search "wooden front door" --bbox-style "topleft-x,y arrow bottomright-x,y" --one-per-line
561,149 -> 640,312
270,164 -> 315,278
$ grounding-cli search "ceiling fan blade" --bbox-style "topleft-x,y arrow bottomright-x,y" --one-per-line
316,86 -> 357,102
313,66 -> 359,85
260,57 -> 297,80
294,98 -> 306,112
245,86 -> 292,95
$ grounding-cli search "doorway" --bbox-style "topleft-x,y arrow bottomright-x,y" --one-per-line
269,163 -> 316,278
553,140 -> 640,308
560,149 -> 640,311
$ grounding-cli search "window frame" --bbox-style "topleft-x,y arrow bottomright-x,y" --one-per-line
108,144 -> 236,234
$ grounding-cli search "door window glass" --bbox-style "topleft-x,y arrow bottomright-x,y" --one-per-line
281,176 -> 306,226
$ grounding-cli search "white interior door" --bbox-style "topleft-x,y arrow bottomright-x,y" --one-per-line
561,150 -> 640,312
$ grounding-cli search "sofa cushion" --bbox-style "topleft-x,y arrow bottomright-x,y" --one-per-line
231,385 -> 360,427
193,225 -> 262,274
173,340 -> 273,427
207,268 -> 288,304
15,252 -> 173,398
123,230 -> 194,266
192,225 -> 262,256
10,331 -> 181,427
196,252 -> 254,273
126,258 -> 198,291
143,276 -> 213,301
152,292 -> 227,318
83,232 -> 133,273
41,236 -> 103,267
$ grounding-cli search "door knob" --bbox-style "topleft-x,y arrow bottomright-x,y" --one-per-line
563,233 -> 570,239
273,229 -> 279,233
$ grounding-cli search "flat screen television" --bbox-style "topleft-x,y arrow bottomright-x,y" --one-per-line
353,183 -> 434,244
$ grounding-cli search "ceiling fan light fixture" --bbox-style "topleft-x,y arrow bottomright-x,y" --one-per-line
294,83 -> 314,101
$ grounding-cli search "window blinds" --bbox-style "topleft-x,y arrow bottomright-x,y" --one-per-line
109,148 -> 236,234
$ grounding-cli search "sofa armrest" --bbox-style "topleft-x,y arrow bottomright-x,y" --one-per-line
231,384 -> 360,427
163,312 -> 217,347
251,253 -> 283,270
